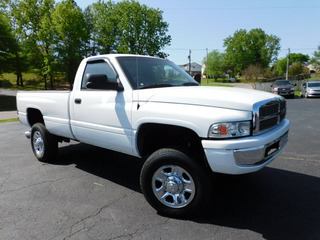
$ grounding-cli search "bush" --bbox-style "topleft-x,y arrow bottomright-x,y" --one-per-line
0,80 -> 13,88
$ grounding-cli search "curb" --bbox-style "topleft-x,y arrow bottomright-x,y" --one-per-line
0,111 -> 18,121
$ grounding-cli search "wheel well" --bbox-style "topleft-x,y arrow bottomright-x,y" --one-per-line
27,108 -> 44,126
137,123 -> 206,166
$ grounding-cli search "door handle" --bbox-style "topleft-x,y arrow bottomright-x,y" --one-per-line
75,98 -> 82,104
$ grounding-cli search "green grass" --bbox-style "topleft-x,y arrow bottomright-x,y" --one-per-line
0,118 -> 19,123
307,77 -> 320,81
0,72 -> 70,90
201,78 -> 234,87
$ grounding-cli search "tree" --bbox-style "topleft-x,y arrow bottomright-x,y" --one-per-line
310,44 -> 320,71
12,0 -> 56,89
242,64 -> 265,85
114,0 -> 171,58
223,28 -> 280,75
203,50 -> 226,81
1,0 -> 29,86
276,53 -> 309,75
0,12 -> 18,74
289,62 -> 308,76
52,0 -> 89,87
84,0 -> 118,55
36,0 -> 56,89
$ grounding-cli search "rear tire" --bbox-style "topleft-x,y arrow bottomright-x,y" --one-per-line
140,148 -> 211,217
31,123 -> 58,162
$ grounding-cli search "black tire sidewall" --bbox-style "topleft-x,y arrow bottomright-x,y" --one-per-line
140,148 -> 210,217
31,123 -> 57,162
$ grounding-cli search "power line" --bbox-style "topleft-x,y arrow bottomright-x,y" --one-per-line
163,6 -> 320,11
166,47 -> 318,51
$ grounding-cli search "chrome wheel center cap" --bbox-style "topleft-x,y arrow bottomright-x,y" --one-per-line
165,176 -> 183,194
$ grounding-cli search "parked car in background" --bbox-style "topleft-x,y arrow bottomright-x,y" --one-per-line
272,80 -> 295,98
300,81 -> 320,98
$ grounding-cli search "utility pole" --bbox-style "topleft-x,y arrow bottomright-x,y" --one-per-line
206,48 -> 209,84
188,49 -> 191,76
286,48 -> 290,80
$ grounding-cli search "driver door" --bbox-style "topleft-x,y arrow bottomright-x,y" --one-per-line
70,60 -> 134,155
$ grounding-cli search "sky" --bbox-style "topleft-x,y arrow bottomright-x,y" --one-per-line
75,0 -> 320,65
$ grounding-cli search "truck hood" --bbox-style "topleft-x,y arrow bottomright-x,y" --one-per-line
136,86 -> 279,111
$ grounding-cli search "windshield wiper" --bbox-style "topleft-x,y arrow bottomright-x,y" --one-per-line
140,84 -> 174,89
182,82 -> 200,86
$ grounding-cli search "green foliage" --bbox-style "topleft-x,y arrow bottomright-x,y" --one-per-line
203,50 -> 226,80
114,0 -> 171,58
52,0 -> 89,86
0,12 -> 18,74
276,53 -> 309,75
84,0 -> 118,55
1,0 -> 171,89
0,79 -> 13,87
84,0 -> 171,58
288,62 -> 308,76
223,28 -> 280,75
310,44 -> 320,71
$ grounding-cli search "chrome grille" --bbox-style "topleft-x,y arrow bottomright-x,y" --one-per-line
253,98 -> 286,135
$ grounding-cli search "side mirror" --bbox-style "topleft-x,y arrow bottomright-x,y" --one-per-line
271,84 -> 273,87
86,74 -> 123,91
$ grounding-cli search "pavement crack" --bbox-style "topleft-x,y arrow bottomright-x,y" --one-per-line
63,191 -> 136,240
108,218 -> 170,240
0,177 -> 66,194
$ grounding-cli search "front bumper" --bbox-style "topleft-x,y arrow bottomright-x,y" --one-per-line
274,90 -> 294,96
307,91 -> 320,97
202,119 -> 290,174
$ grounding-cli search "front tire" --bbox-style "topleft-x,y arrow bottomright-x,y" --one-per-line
31,123 -> 58,162
140,148 -> 210,217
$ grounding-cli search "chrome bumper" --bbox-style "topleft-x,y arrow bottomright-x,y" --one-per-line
234,131 -> 288,166
202,119 -> 290,175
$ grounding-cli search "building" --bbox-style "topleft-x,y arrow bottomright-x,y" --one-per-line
179,62 -> 202,77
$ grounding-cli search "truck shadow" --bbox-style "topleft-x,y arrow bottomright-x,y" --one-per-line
55,142 -> 319,240
195,169 -> 320,240
56,142 -> 144,192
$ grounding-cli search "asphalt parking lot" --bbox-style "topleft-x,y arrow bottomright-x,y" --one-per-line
0,97 -> 319,240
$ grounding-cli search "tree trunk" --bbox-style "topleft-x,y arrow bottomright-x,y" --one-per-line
50,75 -> 54,89
19,74 -> 23,87
44,75 -> 47,90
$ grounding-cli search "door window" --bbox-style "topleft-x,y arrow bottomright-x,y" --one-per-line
81,61 -> 117,89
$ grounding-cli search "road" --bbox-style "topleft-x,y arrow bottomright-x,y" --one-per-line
0,98 -> 319,240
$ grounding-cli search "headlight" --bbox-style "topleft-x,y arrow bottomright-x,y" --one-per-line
273,87 -> 278,92
290,87 -> 295,91
208,121 -> 251,139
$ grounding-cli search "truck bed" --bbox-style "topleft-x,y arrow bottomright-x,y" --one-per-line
17,91 -> 75,139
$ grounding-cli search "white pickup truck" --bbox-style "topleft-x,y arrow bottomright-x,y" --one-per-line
17,54 -> 290,216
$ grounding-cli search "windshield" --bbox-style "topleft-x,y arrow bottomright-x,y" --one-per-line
275,80 -> 292,86
116,56 -> 199,90
308,82 -> 320,87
